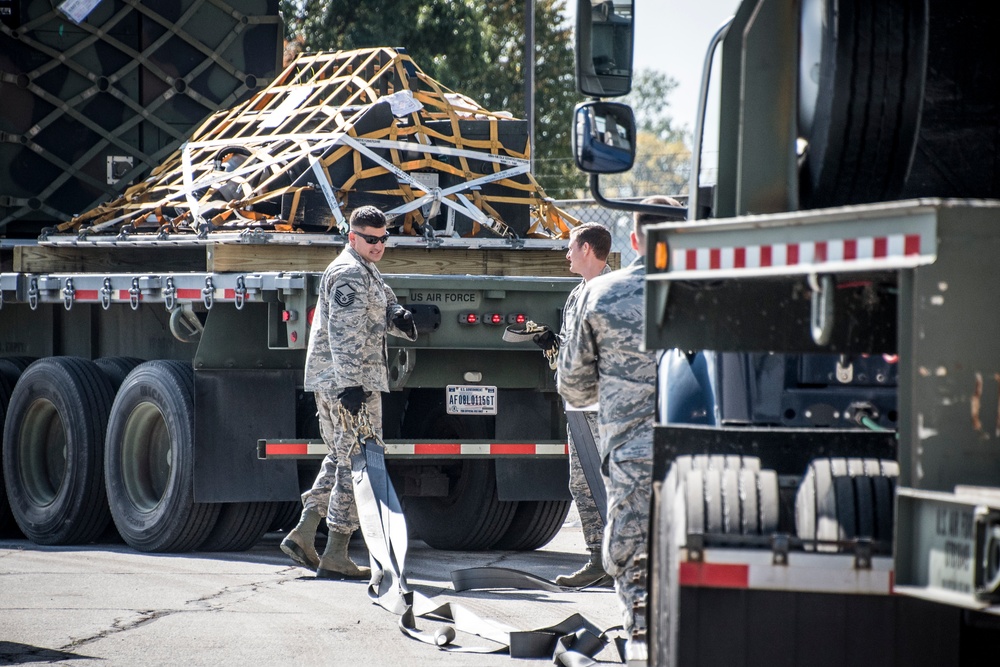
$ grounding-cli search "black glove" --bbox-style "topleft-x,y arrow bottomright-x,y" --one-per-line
531,329 -> 559,353
338,386 -> 368,416
391,308 -> 417,337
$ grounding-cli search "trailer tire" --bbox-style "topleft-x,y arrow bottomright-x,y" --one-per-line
199,501 -> 278,552
2,357 -> 115,544
0,368 -> 17,536
1,358 -> 40,538
492,499 -> 571,551
796,457 -> 898,553
105,361 -> 220,552
403,460 -> 516,551
674,456 -> 770,536
94,357 -> 145,390
268,500 -> 303,533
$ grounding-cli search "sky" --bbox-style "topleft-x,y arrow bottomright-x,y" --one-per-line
631,0 -> 740,136
565,0 -> 742,181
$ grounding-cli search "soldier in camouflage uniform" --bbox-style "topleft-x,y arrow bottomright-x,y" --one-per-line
535,222 -> 613,586
557,197 -> 679,643
281,206 -> 418,579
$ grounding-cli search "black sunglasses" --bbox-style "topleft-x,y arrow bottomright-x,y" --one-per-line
352,230 -> 390,244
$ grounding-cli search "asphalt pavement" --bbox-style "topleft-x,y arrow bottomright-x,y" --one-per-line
0,505 -> 625,666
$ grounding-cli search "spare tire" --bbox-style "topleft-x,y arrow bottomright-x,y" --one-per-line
798,0 -> 928,208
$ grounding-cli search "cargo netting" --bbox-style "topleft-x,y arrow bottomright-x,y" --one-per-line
59,47 -> 579,241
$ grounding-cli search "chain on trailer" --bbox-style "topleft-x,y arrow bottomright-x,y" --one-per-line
42,47 -> 579,244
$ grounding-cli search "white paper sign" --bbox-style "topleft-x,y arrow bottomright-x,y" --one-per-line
59,0 -> 102,23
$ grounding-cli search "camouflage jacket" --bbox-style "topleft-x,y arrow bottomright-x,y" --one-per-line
559,263 -> 613,344
304,246 -> 417,392
557,257 -> 656,460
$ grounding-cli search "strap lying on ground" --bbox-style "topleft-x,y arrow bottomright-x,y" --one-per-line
344,406 -> 622,663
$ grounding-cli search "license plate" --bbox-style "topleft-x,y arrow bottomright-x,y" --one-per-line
446,385 -> 497,415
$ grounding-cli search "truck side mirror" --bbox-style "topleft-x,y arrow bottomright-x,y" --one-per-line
572,101 -> 637,174
575,0 -> 634,97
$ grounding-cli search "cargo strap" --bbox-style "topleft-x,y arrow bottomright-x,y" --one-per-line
502,320 -> 559,369
565,410 -> 608,524
345,407 -> 623,663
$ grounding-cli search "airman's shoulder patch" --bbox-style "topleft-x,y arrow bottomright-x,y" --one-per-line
334,282 -> 356,307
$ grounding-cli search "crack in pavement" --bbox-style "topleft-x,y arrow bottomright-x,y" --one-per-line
58,572 -> 297,652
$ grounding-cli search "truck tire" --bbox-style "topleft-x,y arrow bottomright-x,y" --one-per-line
492,499 -> 571,551
0,368 -> 16,536
94,357 -> 145,390
651,461 -> 780,665
671,456 -> 772,537
679,465 -> 779,537
798,0 -> 928,208
199,502 -> 278,552
1,357 -> 39,537
650,479 -> 680,667
403,460 -> 516,551
2,357 -> 115,544
89,360 -> 142,545
795,457 -> 899,552
268,500 -> 302,533
105,360 -> 220,552
0,368 -> 19,536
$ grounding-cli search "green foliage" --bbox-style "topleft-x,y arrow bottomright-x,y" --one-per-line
623,68 -> 687,143
598,68 -> 690,199
279,0 -> 584,198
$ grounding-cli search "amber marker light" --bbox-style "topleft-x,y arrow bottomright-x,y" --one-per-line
654,241 -> 669,270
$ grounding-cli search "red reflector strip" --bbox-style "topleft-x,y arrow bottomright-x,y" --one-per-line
413,443 -> 462,455
671,233 -> 928,273
264,441 -> 568,458
679,562 -> 749,589
267,443 -> 312,455
117,290 -> 141,302
176,289 -> 202,300
75,290 -> 99,301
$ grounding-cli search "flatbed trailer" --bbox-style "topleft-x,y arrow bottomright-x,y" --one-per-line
1,3 -> 597,555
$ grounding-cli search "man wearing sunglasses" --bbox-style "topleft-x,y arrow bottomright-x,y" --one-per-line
283,205 -> 418,579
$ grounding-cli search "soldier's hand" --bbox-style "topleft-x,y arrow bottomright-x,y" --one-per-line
391,308 -> 417,337
531,329 -> 559,353
338,386 -> 368,415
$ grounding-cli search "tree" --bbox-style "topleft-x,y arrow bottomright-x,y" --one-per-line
279,0 -> 584,198
598,68 -> 691,199
624,68 -> 687,143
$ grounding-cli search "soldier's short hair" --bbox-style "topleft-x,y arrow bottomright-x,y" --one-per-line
634,195 -> 681,244
570,222 -> 612,261
350,205 -> 387,230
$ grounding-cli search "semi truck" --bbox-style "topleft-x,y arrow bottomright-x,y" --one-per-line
573,0 -> 1000,664
0,0 -> 595,555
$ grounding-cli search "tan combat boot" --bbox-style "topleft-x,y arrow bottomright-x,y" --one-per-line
280,507 -> 322,571
315,530 -> 371,580
555,549 -> 612,587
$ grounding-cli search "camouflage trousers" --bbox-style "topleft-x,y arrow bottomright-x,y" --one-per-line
603,448 -> 653,634
301,389 -> 383,534
567,410 -> 605,551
